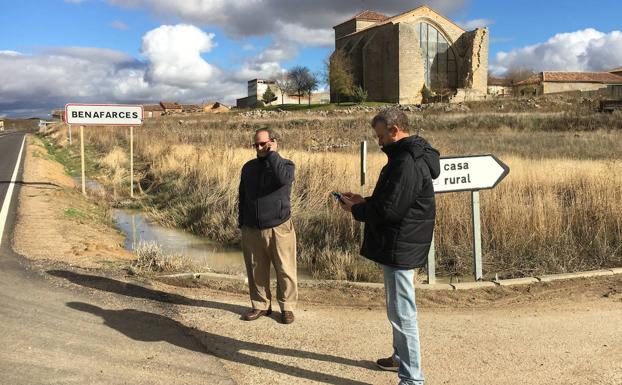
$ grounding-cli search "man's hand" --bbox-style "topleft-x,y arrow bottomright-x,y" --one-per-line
267,140 -> 278,152
341,192 -> 366,205
338,195 -> 355,212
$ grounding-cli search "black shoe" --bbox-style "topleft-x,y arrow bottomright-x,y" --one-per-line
242,308 -> 272,321
376,356 -> 399,372
281,311 -> 295,324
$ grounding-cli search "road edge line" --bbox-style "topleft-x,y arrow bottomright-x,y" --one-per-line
0,135 -> 26,247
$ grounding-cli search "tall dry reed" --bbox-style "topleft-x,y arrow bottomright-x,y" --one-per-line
49,108 -> 622,281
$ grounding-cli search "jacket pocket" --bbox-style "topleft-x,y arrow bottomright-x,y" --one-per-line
258,198 -> 282,223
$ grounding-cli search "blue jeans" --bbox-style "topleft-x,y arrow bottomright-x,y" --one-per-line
383,265 -> 424,385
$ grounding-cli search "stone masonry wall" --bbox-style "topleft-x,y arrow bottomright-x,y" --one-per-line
458,28 -> 489,94
362,24 -> 399,102
397,22 -> 425,104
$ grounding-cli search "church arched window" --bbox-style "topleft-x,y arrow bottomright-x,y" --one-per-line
416,22 -> 457,89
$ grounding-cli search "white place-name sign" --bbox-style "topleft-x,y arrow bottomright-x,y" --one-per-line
65,104 -> 143,126
433,154 -> 509,193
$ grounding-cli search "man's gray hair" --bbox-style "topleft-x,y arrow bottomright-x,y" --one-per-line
371,107 -> 410,133
254,127 -> 275,140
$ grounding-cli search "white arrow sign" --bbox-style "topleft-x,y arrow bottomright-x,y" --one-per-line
65,104 -> 143,126
433,154 -> 509,193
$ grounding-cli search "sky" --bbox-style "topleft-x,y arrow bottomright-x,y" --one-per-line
1,0 -> 621,117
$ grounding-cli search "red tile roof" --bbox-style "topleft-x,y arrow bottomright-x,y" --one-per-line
545,72 -> 622,83
353,10 -> 388,22
516,72 -> 622,86
143,104 -> 164,111
514,73 -> 542,86
334,10 -> 388,27
609,66 -> 622,74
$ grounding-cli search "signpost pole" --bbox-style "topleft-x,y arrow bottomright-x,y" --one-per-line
471,190 -> 483,280
80,125 -> 86,196
360,141 -> 366,186
427,233 -> 436,284
130,126 -> 134,198
68,125 -> 72,145
359,141 -> 367,246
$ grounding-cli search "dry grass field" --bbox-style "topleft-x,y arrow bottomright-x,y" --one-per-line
44,97 -> 622,281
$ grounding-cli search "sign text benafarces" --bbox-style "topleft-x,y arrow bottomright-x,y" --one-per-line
65,104 -> 143,126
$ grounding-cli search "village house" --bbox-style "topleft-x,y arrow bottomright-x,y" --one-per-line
514,71 -> 622,96
143,104 -> 164,118
487,77 -> 512,97
159,101 -> 183,114
236,79 -> 329,108
181,104 -> 201,113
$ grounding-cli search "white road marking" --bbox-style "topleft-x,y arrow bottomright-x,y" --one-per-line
0,135 -> 26,247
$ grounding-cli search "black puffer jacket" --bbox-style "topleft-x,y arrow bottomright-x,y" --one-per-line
238,151 -> 295,229
351,136 -> 440,269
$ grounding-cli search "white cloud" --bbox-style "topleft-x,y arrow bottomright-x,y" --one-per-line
0,50 -> 23,56
0,23 -> 311,117
0,28 -> 249,117
110,20 -> 129,30
458,18 -> 493,30
491,28 -> 622,75
234,42 -> 296,81
279,23 -> 334,47
107,0 -> 467,47
141,24 -> 219,88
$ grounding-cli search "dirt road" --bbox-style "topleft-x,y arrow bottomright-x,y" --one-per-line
6,133 -> 622,385
0,132 -> 234,385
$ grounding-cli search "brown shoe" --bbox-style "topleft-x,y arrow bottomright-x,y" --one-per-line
375,356 -> 399,372
281,311 -> 295,324
243,308 -> 272,321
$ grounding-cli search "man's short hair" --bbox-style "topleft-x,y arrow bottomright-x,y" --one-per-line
371,107 -> 410,133
254,127 -> 275,140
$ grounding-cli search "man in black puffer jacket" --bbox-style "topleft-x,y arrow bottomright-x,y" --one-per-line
238,128 -> 297,325
339,107 -> 440,385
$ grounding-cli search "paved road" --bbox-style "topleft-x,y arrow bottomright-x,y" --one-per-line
0,131 -> 235,385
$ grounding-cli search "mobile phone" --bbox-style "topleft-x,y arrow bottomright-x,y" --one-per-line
331,191 -> 343,203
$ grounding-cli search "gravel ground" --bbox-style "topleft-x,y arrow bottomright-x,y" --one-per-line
164,277 -> 622,385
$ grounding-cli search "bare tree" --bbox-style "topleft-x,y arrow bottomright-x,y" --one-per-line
302,72 -> 319,106
275,72 -> 294,105
505,67 -> 537,97
431,72 -> 453,103
505,67 -> 536,84
288,66 -> 313,105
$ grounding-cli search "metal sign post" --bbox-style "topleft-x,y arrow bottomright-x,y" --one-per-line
429,154 -> 510,282
471,190 -> 483,280
65,104 -> 143,198
359,141 -> 367,246
427,233 -> 436,284
80,125 -> 86,196
360,141 -> 367,186
68,125 -> 72,145
130,126 -> 134,198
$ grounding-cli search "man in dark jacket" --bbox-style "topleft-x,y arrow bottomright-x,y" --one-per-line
238,128 -> 297,324
339,107 -> 440,385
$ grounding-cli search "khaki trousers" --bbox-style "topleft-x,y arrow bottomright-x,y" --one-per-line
241,219 -> 298,312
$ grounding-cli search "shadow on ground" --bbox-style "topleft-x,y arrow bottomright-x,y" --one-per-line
47,269 -> 247,316
68,301 -> 373,385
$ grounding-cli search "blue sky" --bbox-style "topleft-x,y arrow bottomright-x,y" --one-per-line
1,0 -> 621,117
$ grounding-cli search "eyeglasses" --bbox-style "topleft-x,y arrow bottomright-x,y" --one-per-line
253,141 -> 270,148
